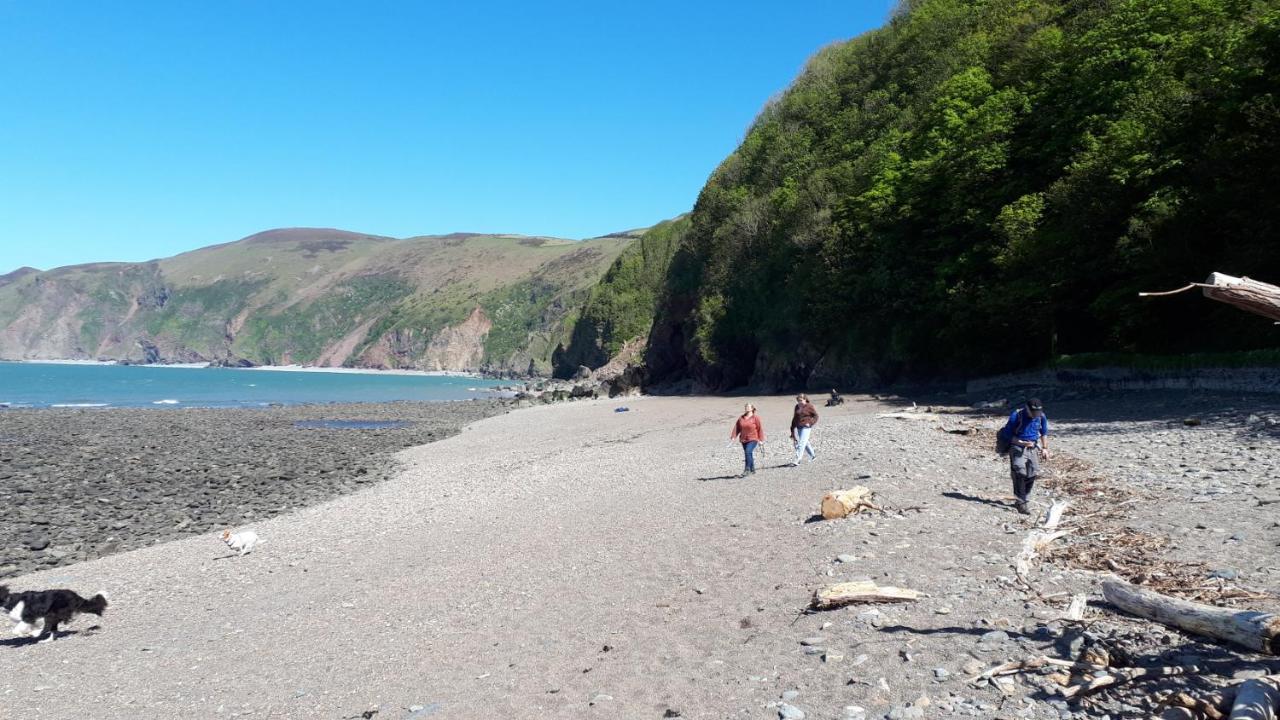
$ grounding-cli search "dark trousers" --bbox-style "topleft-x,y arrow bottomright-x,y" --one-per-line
1009,444 -> 1040,502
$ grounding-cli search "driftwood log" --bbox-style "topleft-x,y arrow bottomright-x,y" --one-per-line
1230,679 -> 1280,720
1140,273 -> 1280,323
820,486 -> 879,519
812,579 -> 920,610
1102,579 -> 1280,654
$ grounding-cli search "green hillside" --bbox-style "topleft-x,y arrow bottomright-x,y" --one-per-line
553,216 -> 690,374
645,0 -> 1280,390
0,228 -> 632,373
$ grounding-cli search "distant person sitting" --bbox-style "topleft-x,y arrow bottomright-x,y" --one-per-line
1002,398 -> 1051,515
826,388 -> 844,407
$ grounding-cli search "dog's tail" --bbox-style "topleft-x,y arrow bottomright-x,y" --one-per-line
84,591 -> 109,616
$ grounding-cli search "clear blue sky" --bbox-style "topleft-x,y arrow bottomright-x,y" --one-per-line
0,1 -> 895,271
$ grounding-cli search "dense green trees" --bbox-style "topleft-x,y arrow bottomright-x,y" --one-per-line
555,217 -> 689,373
646,0 -> 1280,389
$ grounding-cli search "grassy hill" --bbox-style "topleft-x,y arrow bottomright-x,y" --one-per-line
0,228 -> 633,373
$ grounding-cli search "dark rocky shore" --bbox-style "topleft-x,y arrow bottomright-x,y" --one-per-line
0,400 -> 509,578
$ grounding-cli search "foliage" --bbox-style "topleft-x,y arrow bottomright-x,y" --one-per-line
648,0 -> 1280,390
555,217 -> 689,373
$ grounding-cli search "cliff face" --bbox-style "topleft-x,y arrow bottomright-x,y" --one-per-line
0,228 -> 632,372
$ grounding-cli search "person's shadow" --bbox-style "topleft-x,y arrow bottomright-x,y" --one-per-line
942,491 -> 1014,510
696,474 -> 742,482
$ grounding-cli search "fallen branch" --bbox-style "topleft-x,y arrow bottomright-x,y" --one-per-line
1041,499 -> 1071,530
1061,663 -> 1200,700
811,580 -> 920,610
1140,273 -> 1280,323
1102,579 -> 1280,655
1016,528 -> 1072,583
1163,690 -> 1231,720
967,655 -> 1105,685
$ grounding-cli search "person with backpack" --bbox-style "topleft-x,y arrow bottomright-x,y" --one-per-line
997,398 -> 1051,515
730,403 -> 765,477
789,394 -> 818,466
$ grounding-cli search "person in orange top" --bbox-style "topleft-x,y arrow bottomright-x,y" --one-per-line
730,403 -> 765,477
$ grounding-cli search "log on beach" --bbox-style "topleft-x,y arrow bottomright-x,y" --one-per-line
1102,579 -> 1280,654
812,579 -> 920,610
1140,272 -> 1280,323
820,486 -> 878,519
1230,678 -> 1280,720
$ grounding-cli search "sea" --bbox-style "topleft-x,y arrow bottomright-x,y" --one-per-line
0,362 -> 509,408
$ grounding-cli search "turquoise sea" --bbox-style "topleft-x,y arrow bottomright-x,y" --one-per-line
0,362 -> 507,408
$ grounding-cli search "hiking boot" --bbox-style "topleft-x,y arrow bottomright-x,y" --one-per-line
1015,500 -> 1030,515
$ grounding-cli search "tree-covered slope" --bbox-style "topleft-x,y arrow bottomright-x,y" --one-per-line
553,216 -> 690,374
0,228 -> 632,373
646,0 -> 1280,390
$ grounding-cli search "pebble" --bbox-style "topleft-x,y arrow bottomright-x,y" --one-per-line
777,702 -> 805,719
886,704 -> 924,719
837,554 -> 858,563
800,637 -> 827,646
781,690 -> 800,702
932,667 -> 950,680
842,706 -> 867,720
979,630 -> 1009,643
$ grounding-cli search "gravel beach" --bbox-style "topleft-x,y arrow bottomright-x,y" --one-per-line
0,391 -> 1277,719
0,400 -> 508,578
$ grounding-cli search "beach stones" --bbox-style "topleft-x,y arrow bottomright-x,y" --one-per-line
0,400 -> 508,578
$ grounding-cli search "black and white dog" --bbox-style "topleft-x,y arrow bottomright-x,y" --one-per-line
0,585 -> 108,642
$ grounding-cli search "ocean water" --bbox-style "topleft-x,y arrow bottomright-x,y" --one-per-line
0,362 -> 508,408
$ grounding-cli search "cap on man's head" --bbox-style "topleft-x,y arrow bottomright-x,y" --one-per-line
1026,397 -> 1044,411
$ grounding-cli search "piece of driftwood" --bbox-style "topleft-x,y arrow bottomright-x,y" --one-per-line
1060,663 -> 1200,699
966,655 -> 1104,684
1041,499 -> 1071,530
1164,690 -> 1231,720
875,412 -> 944,421
1065,594 -> 1088,621
1102,579 -> 1280,655
1230,678 -> 1280,720
820,486 -> 880,519
811,579 -> 919,610
1015,525 -> 1072,584
1140,273 -> 1280,323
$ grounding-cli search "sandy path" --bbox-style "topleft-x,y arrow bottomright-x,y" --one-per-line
1,396 -> 1108,719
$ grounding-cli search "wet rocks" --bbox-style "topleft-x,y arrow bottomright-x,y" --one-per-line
0,400 -> 508,578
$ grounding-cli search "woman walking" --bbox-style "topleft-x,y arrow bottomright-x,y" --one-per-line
730,403 -> 765,477
790,394 -> 818,466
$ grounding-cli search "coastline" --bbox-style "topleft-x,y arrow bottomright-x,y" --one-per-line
15,357 -> 485,378
0,399 -> 510,578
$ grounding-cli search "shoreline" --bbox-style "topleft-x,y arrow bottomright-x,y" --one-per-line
13,358 -> 486,378
0,399 -> 510,578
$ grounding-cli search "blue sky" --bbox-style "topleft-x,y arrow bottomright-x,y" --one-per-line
0,1 -> 895,271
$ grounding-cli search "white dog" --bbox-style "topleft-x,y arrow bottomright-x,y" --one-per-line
220,529 -> 261,556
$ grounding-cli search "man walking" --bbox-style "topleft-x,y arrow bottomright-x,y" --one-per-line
1003,398 -> 1050,514
789,394 -> 819,466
